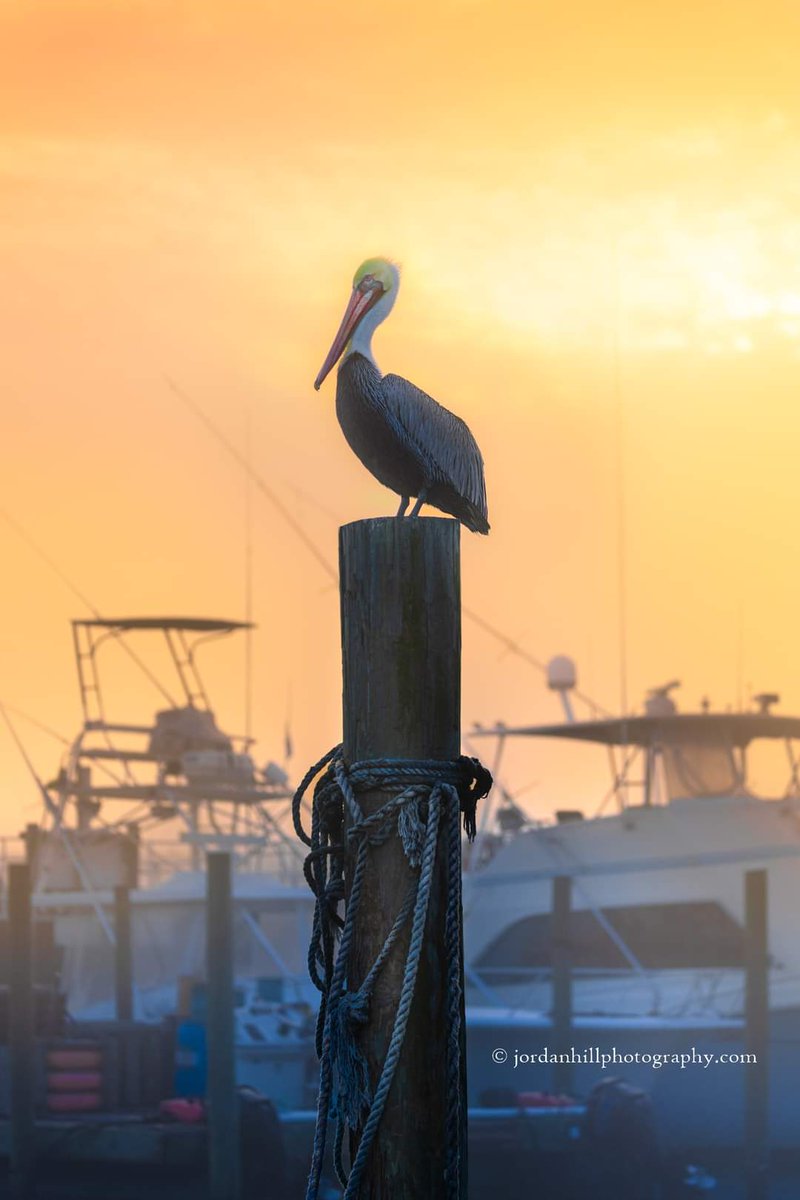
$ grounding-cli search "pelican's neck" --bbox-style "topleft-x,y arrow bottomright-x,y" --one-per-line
344,277 -> 398,375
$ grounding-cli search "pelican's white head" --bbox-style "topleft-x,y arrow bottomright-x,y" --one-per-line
314,257 -> 400,390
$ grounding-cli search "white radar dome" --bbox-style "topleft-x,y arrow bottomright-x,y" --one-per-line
547,655 -> 577,691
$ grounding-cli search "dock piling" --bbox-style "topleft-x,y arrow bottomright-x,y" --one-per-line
114,884 -> 133,1022
744,868 -> 769,1200
340,515 -> 465,1199
9,862 -> 35,1200
206,851 -> 241,1200
551,874 -> 573,1095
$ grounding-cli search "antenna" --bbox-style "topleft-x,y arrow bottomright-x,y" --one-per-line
737,598 -> 744,712
244,408 -> 254,743
613,238 -> 629,717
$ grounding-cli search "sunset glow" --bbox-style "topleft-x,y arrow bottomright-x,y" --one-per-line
2,1 -> 800,828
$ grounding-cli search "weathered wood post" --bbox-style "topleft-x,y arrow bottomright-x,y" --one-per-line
9,862 -> 35,1200
340,515 -> 465,1198
206,852 -> 241,1200
744,868 -> 769,1200
551,874 -> 573,1095
114,884 -> 133,1022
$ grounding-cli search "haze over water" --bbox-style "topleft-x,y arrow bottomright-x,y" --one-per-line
1,1 -> 799,831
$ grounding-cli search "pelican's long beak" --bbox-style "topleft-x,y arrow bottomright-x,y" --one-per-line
314,286 -> 381,390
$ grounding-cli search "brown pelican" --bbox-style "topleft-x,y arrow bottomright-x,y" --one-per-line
314,258 -> 490,534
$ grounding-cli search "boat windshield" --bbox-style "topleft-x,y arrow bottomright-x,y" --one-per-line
661,735 -> 745,800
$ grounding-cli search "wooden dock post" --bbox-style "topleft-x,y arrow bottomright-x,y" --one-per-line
114,884 -> 133,1022
206,852 -> 241,1200
9,862 -> 35,1200
339,515 -> 464,1199
551,874 -> 573,1095
744,868 -> 769,1200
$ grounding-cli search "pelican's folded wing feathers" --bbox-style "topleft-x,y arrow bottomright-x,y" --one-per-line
381,373 -> 489,527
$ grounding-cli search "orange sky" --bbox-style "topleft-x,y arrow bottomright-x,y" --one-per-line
2,1 -> 800,836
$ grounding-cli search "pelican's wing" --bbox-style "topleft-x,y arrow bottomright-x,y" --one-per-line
381,373 -> 488,522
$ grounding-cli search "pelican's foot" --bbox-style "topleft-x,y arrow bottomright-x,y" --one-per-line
396,496 -> 409,518
409,489 -> 428,518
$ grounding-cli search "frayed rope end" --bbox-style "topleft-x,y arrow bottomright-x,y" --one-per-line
457,756 -> 493,842
330,990 -> 372,1129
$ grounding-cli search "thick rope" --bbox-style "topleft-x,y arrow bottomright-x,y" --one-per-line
292,746 -> 492,1200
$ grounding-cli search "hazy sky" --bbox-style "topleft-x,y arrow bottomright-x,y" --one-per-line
2,1 -> 800,836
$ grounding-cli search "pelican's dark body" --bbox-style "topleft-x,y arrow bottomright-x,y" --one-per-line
336,352 -> 489,534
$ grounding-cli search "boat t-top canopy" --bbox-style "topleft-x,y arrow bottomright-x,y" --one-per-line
476,712 -> 800,748
72,617 -> 253,633
475,680 -> 800,809
71,616 -> 255,720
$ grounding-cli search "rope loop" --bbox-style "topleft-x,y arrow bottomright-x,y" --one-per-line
293,745 -> 492,1200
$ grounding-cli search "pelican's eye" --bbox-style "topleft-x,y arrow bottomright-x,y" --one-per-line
358,274 -> 383,295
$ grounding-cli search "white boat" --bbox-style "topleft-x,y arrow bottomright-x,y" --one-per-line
6,615 -> 321,1111
463,680 -> 800,1147
15,618 -> 799,1147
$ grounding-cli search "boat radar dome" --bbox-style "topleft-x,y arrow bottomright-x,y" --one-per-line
548,656 -> 577,723
547,656 -> 577,692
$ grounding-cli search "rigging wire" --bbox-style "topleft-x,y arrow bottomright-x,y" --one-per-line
167,375 -> 611,715
0,701 -> 70,747
0,507 -> 176,708
164,375 -> 338,585
0,507 -> 97,615
461,607 -> 611,717
592,746 -> 639,819
0,699 -> 131,791
0,702 -> 116,943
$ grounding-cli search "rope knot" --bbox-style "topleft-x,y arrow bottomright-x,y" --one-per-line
291,744 -> 492,1200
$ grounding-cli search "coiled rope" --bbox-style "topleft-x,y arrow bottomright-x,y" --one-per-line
292,747 -> 492,1200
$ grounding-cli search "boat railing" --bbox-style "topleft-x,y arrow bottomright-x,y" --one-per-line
0,832 -> 303,895
469,963 -> 751,1020
138,837 -> 304,889
472,964 -> 744,980
472,965 -> 663,980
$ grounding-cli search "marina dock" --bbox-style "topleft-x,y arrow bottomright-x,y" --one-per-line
1,542 -> 798,1198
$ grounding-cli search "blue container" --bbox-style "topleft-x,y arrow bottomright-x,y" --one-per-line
173,1019 -> 207,1097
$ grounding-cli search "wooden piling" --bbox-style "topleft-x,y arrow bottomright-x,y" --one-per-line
22,824 -> 39,874
339,515 -> 464,1199
114,885 -> 133,1022
551,874 -> 572,1095
744,868 -> 769,1200
206,852 -> 241,1200
9,862 -> 35,1200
